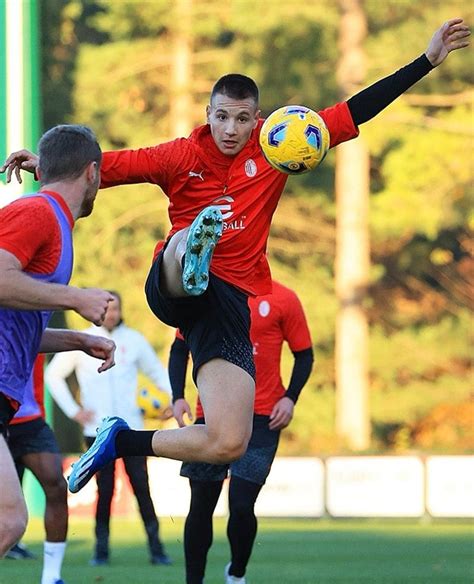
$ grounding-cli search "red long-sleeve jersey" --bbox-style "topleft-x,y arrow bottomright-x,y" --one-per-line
100,103 -> 358,296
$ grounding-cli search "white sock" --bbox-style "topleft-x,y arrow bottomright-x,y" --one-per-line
41,541 -> 66,584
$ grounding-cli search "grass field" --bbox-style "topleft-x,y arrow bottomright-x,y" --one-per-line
1,517 -> 473,584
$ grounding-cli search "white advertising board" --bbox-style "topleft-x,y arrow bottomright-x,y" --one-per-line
326,456 -> 425,517
426,456 -> 474,517
147,458 -> 228,517
255,457 -> 325,517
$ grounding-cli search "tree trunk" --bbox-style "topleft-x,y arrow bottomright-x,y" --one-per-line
335,0 -> 370,450
169,0 -> 193,138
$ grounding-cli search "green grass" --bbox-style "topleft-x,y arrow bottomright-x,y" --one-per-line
1,517 -> 473,584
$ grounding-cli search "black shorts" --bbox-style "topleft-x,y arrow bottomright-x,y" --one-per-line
0,392 -> 16,437
7,418 -> 60,461
180,415 -> 280,486
145,251 -> 255,382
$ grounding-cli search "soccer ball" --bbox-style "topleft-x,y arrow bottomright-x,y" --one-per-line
136,387 -> 170,419
259,105 -> 330,175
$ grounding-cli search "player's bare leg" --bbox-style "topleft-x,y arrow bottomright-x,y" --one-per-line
23,451 -> 68,584
68,359 -> 254,493
0,436 -> 28,556
22,452 -> 68,542
161,228 -> 189,297
150,358 -> 254,463
68,206 -> 247,493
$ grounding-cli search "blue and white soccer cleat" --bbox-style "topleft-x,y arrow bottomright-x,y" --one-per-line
68,416 -> 129,493
182,206 -> 223,296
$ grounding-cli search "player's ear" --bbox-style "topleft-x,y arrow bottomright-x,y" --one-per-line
206,104 -> 211,123
86,161 -> 98,182
252,109 -> 260,129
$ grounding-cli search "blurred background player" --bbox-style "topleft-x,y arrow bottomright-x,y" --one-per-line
6,355 -> 68,584
170,280 -> 314,584
0,124 -> 116,556
45,291 -> 173,567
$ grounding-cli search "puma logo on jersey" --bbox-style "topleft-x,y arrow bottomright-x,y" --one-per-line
188,170 -> 204,181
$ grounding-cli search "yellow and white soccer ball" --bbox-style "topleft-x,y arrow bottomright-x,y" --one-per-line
259,105 -> 330,175
137,387 -> 171,419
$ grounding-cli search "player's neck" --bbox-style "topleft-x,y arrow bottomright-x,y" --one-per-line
40,180 -> 85,220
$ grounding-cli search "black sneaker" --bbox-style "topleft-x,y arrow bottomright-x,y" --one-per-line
151,553 -> 172,566
5,543 -> 36,560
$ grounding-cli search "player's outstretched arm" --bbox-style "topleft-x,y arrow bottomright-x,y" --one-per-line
0,149 -> 38,184
347,18 -> 470,126
40,329 -> 116,372
0,250 -> 114,325
425,18 -> 471,67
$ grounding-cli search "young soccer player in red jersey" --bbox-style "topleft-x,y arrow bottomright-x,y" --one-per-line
1,20 -> 470,496
170,280 -> 313,584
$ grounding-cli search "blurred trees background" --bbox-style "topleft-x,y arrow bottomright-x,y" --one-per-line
40,0 -> 473,454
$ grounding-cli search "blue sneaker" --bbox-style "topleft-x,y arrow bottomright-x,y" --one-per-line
68,416 -> 129,493
182,206 -> 223,296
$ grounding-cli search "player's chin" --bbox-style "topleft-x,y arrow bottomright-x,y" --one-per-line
219,141 -> 242,155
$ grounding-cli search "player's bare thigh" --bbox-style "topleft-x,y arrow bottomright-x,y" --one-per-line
21,451 -> 66,494
197,358 -> 254,458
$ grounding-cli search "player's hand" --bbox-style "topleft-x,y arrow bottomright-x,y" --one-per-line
269,396 -> 294,430
78,334 -> 116,372
73,409 -> 95,426
425,18 -> 470,67
173,398 -> 193,427
0,149 -> 39,184
73,288 -> 115,326
159,406 -> 174,421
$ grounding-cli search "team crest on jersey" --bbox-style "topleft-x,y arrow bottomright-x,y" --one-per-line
258,300 -> 270,317
245,159 -> 257,178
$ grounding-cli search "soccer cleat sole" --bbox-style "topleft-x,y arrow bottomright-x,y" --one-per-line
182,206 -> 223,296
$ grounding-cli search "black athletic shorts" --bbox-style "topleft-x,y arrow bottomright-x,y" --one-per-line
180,415 -> 280,486
145,250 -> 255,382
0,392 -> 16,437
8,418 -> 60,461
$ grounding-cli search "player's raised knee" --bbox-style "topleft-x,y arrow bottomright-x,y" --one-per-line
210,434 -> 249,464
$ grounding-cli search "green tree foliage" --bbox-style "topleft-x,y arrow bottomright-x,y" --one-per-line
40,0 -> 473,453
